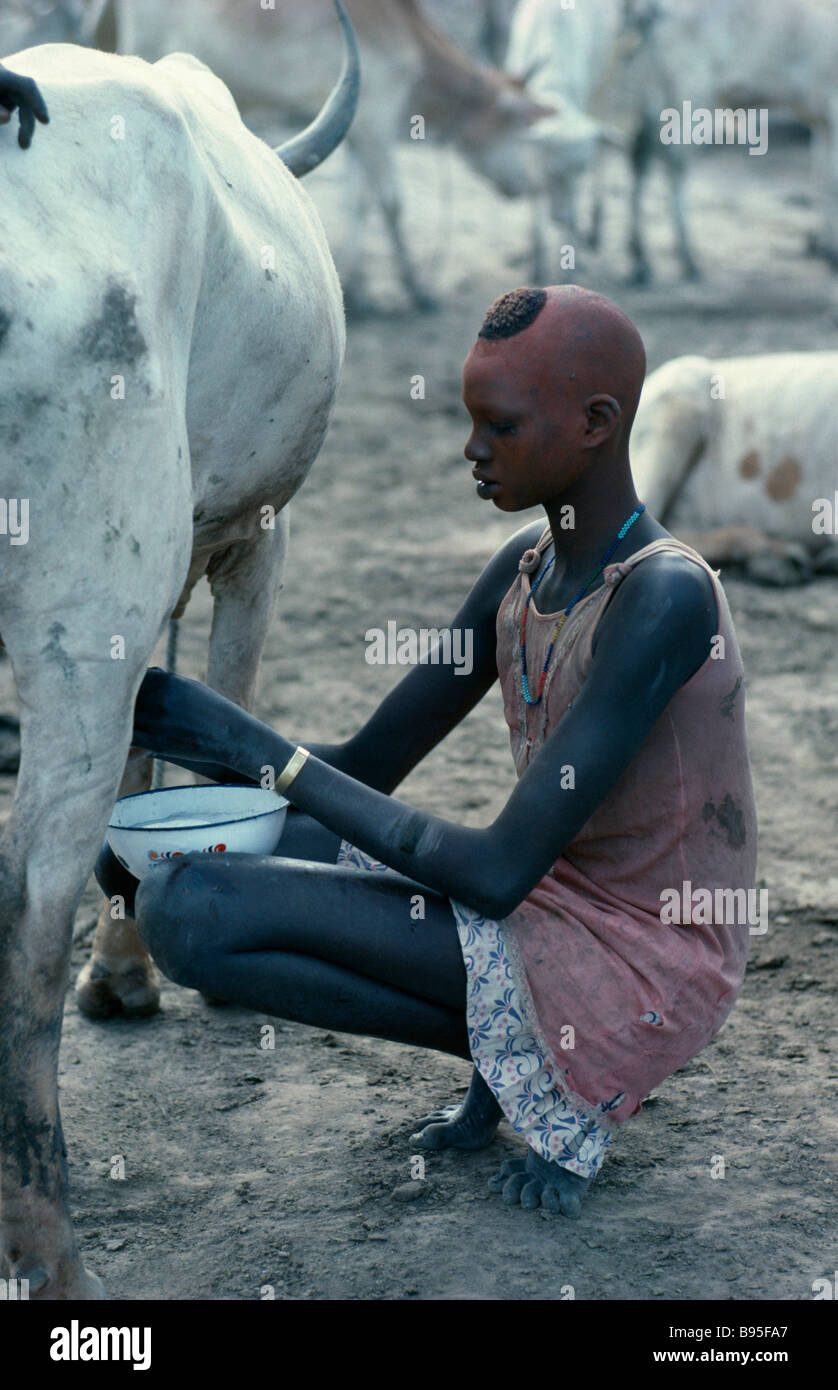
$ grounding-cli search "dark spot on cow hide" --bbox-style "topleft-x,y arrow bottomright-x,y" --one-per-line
701,794 -> 746,849
720,676 -> 742,718
79,282 -> 147,364
40,621 -> 76,682
0,308 -> 13,351
0,1011 -> 67,1192
764,455 -> 802,502
16,389 -> 49,419
738,449 -> 761,479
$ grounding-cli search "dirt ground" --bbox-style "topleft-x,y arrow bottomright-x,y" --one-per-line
2,124 -> 838,1301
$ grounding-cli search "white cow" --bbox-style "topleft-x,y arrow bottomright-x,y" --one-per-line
93,0 -> 568,312
504,0 -> 703,284
505,0 -> 838,283
618,0 -> 838,276
631,352 -> 838,583
0,7 -> 357,1299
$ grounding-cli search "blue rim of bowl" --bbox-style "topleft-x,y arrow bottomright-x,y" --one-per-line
108,783 -> 289,831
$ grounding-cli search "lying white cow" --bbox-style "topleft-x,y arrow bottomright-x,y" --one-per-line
631,352 -> 838,583
0,6 -> 357,1300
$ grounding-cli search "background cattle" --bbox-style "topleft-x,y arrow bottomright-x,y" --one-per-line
91,0 -> 565,312
503,0 -> 838,284
631,352 -> 838,583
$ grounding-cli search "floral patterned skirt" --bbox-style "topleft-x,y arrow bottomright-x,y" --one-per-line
336,840 -> 621,1180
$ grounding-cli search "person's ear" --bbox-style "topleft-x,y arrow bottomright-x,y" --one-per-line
583,394 -> 621,445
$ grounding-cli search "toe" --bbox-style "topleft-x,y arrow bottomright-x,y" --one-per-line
410,1122 -> 449,1150
559,1187 -> 583,1220
501,1171 -> 529,1205
411,1106 -> 459,1133
519,1179 -> 542,1210
541,1185 -> 562,1215
487,1157 -> 525,1192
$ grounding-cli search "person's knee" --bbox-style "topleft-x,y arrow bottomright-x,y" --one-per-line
135,854 -> 210,988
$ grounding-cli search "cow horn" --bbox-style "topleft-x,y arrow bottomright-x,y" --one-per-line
275,0 -> 360,178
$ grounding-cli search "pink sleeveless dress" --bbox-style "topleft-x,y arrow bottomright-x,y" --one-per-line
339,532 -> 757,1178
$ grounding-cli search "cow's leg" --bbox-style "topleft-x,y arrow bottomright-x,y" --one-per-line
75,513 -> 290,1019
339,146 -> 378,318
0,632 -> 164,1298
587,180 -> 604,254
662,145 -> 700,282
75,750 -> 161,1019
350,126 -> 438,314
204,504 -> 290,709
530,190 -> 551,285
627,118 -> 655,285
676,526 -> 813,586
807,104 -> 838,268
546,174 -> 581,282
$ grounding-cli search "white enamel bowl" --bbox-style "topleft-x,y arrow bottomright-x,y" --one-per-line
107,784 -> 288,881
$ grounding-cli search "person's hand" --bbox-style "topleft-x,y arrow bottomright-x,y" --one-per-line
132,668 -> 245,767
0,65 -> 49,149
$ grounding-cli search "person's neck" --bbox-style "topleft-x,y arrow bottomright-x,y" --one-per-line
542,468 -> 645,584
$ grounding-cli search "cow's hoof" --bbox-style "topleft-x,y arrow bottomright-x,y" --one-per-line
627,263 -> 652,287
411,288 -> 439,314
3,1260 -> 106,1300
746,548 -> 811,587
812,547 -> 838,576
78,1267 -> 107,1300
804,230 -> 838,268
75,956 -> 161,1019
343,288 -> 382,320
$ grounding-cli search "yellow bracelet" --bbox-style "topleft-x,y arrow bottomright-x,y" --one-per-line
276,745 -> 310,794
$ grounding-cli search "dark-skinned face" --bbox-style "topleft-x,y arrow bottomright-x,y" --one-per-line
462,338 -> 594,512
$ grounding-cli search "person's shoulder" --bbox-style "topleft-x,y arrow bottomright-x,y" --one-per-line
594,546 -> 717,668
619,546 -> 717,616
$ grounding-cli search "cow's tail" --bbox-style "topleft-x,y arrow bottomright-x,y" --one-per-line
150,619 -> 180,791
274,0 -> 360,178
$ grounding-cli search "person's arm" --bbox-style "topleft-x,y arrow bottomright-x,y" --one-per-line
139,520 -> 544,789
134,553 -> 716,918
330,519 -> 546,791
0,65 -> 49,148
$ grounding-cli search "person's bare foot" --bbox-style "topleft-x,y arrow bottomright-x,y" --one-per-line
411,1067 -> 502,1151
489,1148 -> 591,1217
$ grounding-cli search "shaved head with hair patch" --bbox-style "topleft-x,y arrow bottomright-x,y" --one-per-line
478,286 -> 548,340
462,284 -> 648,519
476,284 -> 646,433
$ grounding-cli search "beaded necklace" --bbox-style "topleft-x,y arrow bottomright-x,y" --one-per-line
520,504 -> 646,705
